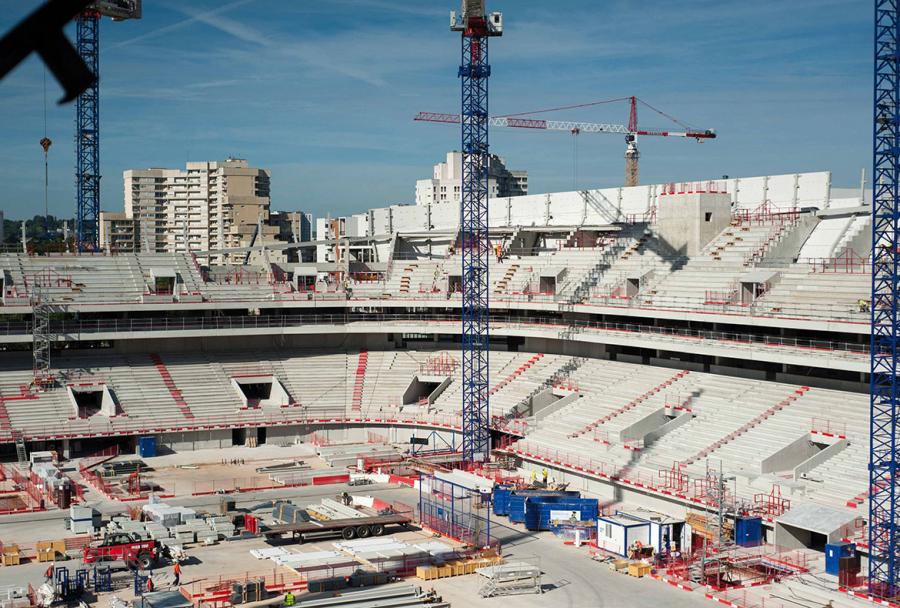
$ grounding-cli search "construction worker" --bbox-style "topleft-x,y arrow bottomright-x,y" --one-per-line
284,590 -> 295,607
44,563 -> 54,582
146,576 -> 155,592
172,561 -> 182,586
529,469 -> 536,484
541,468 -> 548,485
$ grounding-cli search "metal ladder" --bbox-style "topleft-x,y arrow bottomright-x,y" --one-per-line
13,432 -> 26,464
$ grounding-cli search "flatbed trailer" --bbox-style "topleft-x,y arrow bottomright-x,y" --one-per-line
263,513 -> 412,543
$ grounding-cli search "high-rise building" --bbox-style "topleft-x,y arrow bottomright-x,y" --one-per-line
99,211 -> 139,253
116,158 -> 273,264
415,151 -> 527,206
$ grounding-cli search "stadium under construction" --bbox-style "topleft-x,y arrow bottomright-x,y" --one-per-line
0,1 -> 887,607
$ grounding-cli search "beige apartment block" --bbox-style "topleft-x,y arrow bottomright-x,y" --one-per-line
117,158 -> 271,264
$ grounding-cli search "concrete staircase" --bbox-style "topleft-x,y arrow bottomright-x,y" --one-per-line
150,354 -> 194,419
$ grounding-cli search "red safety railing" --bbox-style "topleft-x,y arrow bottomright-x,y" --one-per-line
811,417 -> 848,439
807,248 -> 869,274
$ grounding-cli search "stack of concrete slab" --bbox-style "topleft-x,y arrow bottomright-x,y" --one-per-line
412,541 -> 459,560
252,548 -> 360,580
273,550 -> 359,578
142,503 -> 197,527
105,519 -> 151,539
144,522 -> 171,541
307,499 -> 366,521
69,506 -> 98,534
206,516 -> 236,538
332,537 -> 452,572
172,520 -> 218,544
250,547 -> 289,560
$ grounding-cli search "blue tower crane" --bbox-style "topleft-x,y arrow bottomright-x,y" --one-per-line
870,0 -> 900,594
450,1 -> 503,463
75,11 -> 100,252
74,1 -> 141,253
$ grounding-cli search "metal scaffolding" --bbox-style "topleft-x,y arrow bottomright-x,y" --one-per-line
31,285 -> 53,389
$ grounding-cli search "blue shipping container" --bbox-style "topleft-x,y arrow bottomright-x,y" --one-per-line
138,436 -> 156,458
492,486 -> 513,516
508,495 -> 527,523
825,542 -> 855,576
524,497 -> 599,531
734,517 -> 762,547
507,490 -> 581,524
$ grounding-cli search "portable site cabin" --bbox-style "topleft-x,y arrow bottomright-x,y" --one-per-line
596,514 -> 651,557
625,510 -> 689,556
597,511 -> 689,557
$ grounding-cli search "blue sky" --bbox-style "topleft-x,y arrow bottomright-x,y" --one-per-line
0,0 -> 870,221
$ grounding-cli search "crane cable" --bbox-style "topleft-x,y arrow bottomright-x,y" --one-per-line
40,67 -> 52,228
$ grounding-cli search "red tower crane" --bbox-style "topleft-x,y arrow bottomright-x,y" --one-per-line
414,96 -> 716,187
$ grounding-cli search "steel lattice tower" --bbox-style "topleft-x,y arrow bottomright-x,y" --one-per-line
452,3 -> 502,463
871,0 -> 900,593
75,12 -> 101,252
31,285 -> 52,388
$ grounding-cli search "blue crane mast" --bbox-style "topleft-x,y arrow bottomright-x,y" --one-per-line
871,0 -> 900,595
74,2 -> 141,253
450,1 -> 503,463
75,11 -> 100,252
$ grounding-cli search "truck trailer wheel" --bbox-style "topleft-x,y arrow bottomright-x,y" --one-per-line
136,552 -> 154,570
342,526 -> 357,540
370,524 -> 385,537
356,525 -> 371,538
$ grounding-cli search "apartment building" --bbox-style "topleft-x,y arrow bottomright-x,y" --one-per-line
415,151 -> 528,206
109,158 -> 281,264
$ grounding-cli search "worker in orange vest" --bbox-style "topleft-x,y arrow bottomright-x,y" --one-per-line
146,576 -> 154,592
44,564 -> 54,582
172,562 -> 182,586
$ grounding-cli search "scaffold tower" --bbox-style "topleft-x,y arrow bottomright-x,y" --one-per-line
31,285 -> 53,389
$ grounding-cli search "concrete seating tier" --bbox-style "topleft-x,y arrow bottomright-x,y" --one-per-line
755,265 -> 870,319
0,349 -> 871,514
639,221 -> 787,306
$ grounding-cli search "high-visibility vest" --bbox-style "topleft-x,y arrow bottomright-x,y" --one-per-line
285,592 -> 295,606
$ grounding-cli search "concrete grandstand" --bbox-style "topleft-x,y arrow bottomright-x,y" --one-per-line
0,170 -> 873,557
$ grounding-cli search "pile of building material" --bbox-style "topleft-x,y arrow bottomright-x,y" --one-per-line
255,461 -> 309,475
433,469 -> 495,495
273,498 -> 372,524
251,547 -> 359,580
104,504 -> 237,544
477,562 -> 542,597
272,501 -> 310,524
142,502 -> 198,527
267,466 -> 347,486
68,506 -> 100,534
96,459 -> 145,477
307,499 -> 367,521
332,537 -> 459,573
0,584 -> 31,608
293,584 -> 447,608
316,444 -> 398,469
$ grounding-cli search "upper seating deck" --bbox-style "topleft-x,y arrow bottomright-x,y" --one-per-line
0,211 -> 872,324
